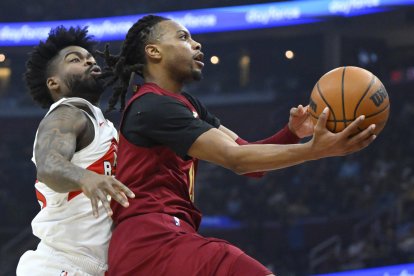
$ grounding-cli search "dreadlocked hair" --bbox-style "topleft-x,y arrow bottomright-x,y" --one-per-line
25,26 -> 97,108
97,15 -> 169,112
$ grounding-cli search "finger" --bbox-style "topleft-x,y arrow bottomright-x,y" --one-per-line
90,197 -> 99,218
347,134 -> 376,154
348,124 -> 376,144
316,107 -> 329,129
292,105 -> 305,116
115,188 -> 129,203
341,115 -> 366,136
296,105 -> 304,115
106,180 -> 130,207
299,105 -> 308,116
96,190 -> 113,217
290,107 -> 298,116
113,179 -> 135,198
107,187 -> 129,208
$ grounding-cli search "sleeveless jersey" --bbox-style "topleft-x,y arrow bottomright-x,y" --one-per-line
31,97 -> 118,268
112,83 -> 202,230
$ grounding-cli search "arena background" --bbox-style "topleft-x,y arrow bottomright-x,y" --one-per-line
0,0 -> 414,275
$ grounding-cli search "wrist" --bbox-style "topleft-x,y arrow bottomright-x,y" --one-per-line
303,139 -> 322,161
284,124 -> 301,141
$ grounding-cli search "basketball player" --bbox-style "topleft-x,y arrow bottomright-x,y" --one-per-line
100,15 -> 376,276
16,26 -> 135,276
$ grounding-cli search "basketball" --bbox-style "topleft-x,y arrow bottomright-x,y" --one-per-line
308,66 -> 390,135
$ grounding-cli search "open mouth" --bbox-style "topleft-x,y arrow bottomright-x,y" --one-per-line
88,66 -> 102,77
194,52 -> 205,67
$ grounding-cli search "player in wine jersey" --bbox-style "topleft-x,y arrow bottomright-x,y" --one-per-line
16,26 -> 134,276
100,15 -> 376,276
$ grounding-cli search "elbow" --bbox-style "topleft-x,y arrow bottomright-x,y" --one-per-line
36,167 -> 65,193
228,162 -> 250,175
36,165 -> 51,184
36,161 -> 63,191
222,147 -> 250,175
232,165 -> 251,175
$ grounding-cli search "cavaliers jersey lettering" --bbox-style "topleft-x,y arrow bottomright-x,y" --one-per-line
30,97 -> 118,269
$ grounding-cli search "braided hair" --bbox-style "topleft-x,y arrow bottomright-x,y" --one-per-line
97,15 -> 169,112
25,26 -> 96,108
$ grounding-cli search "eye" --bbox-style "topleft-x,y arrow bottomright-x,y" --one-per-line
180,34 -> 188,40
69,57 -> 80,63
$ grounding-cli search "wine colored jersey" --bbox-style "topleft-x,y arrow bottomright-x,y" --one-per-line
112,83 -> 220,229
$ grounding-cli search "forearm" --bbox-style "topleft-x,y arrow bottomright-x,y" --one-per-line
189,128 -> 316,174
237,125 -> 300,145
37,153 -> 89,193
226,142 -> 314,174
233,125 -> 299,177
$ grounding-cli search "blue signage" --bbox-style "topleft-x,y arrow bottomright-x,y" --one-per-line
313,263 -> 414,276
1,0 -> 413,46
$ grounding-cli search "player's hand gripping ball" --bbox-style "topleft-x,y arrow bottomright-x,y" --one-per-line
309,66 -> 390,135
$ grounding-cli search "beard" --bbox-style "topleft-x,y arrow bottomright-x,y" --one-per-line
64,70 -> 104,105
191,69 -> 203,81
182,66 -> 203,84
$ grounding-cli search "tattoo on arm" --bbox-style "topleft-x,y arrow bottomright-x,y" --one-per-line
35,105 -> 89,192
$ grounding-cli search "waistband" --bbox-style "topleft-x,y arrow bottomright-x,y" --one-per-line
38,242 -> 107,275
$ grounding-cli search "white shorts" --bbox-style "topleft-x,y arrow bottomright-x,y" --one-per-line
16,242 -> 107,276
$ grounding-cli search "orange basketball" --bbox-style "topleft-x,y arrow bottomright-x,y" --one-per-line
308,66 -> 390,135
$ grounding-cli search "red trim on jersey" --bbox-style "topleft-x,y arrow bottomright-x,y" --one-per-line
68,190 -> 82,201
35,188 -> 47,209
67,137 -> 118,202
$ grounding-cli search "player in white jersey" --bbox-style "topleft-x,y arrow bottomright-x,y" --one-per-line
16,26 -> 135,275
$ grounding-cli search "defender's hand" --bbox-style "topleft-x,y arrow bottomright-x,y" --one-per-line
80,172 -> 135,218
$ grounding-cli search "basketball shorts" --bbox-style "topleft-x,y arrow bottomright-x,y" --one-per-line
108,213 -> 273,276
16,241 -> 107,276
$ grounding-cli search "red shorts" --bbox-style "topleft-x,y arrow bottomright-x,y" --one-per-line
108,213 -> 273,276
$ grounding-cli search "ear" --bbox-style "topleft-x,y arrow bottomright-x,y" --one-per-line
145,44 -> 162,61
46,76 -> 60,93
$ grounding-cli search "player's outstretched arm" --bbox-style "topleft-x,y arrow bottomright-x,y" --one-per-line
188,107 -> 376,174
35,105 -> 134,217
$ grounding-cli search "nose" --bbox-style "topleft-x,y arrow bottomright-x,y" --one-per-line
85,58 -> 97,67
192,40 -> 202,50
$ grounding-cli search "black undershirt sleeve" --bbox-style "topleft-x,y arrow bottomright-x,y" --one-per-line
121,93 -> 215,158
183,92 -> 221,128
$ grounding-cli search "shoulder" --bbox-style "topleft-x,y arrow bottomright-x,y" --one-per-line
129,93 -> 187,113
125,93 -> 196,129
134,93 -> 183,105
182,92 -> 200,105
38,104 -> 89,134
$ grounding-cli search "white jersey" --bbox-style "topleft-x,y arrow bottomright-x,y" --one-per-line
30,97 -> 118,271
